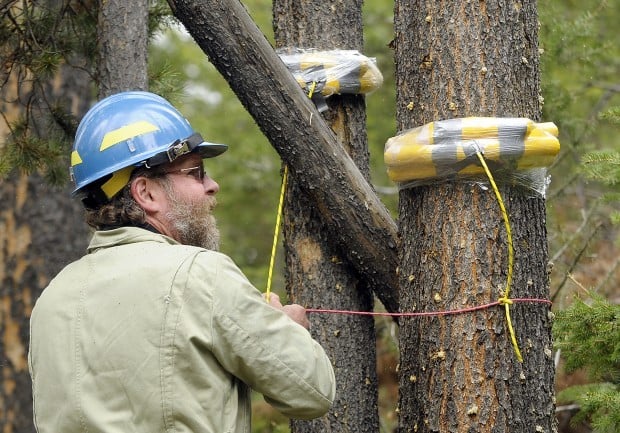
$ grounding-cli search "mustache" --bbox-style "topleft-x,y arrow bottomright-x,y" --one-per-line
208,196 -> 217,209
177,195 -> 216,211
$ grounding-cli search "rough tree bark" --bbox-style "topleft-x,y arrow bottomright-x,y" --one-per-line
97,0 -> 149,94
0,41 -> 92,433
1,176 -> 90,433
167,0 -> 399,314
273,1 -> 379,432
394,1 -> 556,432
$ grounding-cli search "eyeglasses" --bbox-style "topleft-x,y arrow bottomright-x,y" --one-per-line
161,165 -> 206,182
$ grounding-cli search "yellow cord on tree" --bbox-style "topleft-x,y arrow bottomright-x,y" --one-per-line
265,165 -> 288,303
266,82 -> 317,302
475,150 -> 522,362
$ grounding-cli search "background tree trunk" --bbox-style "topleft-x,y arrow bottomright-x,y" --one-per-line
97,0 -> 149,94
394,1 -> 556,432
1,1 -> 149,431
0,177 -> 89,433
0,58 -> 92,433
273,1 -> 379,432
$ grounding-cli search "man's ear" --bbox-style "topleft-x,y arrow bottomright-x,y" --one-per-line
130,176 -> 165,213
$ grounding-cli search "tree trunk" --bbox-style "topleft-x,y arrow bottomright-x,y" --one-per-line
273,1 -> 379,432
1,1 -> 149,431
1,60 -> 92,433
97,0 -> 149,94
0,175 -> 90,433
167,0 -> 399,314
394,1 -> 556,432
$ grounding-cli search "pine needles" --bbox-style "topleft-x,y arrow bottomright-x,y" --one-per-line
554,293 -> 620,432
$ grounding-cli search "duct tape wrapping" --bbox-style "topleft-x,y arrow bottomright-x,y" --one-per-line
278,49 -> 384,98
384,117 -> 560,196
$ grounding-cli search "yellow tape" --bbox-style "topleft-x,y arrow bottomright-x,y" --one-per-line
384,117 -> 560,182
100,121 -> 159,151
284,50 -> 383,97
100,166 -> 134,199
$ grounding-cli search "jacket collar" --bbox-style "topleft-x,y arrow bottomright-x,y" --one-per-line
87,226 -> 179,254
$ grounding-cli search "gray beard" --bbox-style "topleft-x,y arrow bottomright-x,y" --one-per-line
165,194 -> 220,251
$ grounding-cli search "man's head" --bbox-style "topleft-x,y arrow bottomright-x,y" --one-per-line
84,153 -> 221,250
130,153 -> 221,250
72,91 -> 227,249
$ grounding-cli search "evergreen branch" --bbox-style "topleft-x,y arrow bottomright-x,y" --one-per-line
554,292 -> 620,432
554,293 -> 620,381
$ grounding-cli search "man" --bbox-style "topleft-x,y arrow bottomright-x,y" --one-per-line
28,91 -> 336,432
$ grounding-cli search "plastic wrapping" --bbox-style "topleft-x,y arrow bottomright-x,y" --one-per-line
278,49 -> 384,98
383,117 -> 560,195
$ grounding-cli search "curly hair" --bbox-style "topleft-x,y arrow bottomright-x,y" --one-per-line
83,168 -> 169,230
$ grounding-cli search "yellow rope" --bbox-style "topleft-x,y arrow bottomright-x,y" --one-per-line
475,150 -> 522,362
265,165 -> 288,303
265,82 -> 318,302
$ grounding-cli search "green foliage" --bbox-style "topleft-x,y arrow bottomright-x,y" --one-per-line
582,151 -> 620,186
554,293 -> 620,432
578,104 -> 620,222
600,106 -> 620,125
539,0 -> 620,187
540,0 -> 619,148
148,0 -> 178,35
540,0 -> 620,297
558,383 -> 620,433
363,0 -> 398,214
147,61 -> 186,103
0,1 -> 97,183
535,2 -> 620,430
554,294 -> 620,380
3,126 -> 66,176
0,0 -> 177,186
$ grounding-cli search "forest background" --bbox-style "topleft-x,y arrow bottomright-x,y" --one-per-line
1,0 -> 619,432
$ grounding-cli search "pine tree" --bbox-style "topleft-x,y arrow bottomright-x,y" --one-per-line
553,293 -> 620,433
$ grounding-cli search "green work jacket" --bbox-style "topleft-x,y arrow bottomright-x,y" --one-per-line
29,227 -> 335,433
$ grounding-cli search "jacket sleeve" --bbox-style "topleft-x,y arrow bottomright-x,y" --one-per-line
188,252 -> 336,419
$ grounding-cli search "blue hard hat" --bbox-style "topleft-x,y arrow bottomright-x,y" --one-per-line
70,91 -> 227,200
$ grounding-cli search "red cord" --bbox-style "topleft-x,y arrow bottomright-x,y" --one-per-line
306,298 -> 552,317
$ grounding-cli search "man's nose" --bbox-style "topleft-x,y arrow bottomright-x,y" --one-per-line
204,176 -> 219,195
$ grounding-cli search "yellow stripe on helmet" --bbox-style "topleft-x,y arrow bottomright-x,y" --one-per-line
100,166 -> 135,199
100,121 -> 159,151
70,150 -> 83,167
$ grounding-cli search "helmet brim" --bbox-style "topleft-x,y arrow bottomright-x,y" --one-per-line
196,141 -> 228,159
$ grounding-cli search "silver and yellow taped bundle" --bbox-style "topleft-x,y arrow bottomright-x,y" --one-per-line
278,49 -> 383,97
384,117 -> 560,186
